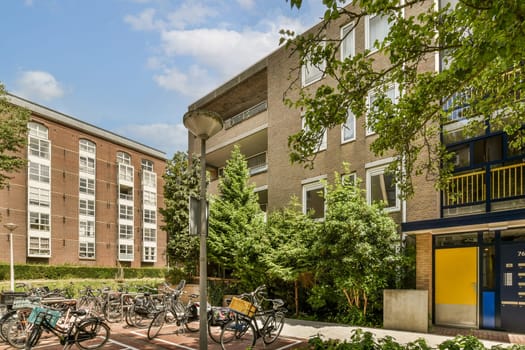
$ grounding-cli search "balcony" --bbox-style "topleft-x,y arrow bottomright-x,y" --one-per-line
443,162 -> 525,217
224,101 -> 267,129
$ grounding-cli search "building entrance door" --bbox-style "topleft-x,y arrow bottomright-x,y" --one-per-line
435,247 -> 478,327
500,242 -> 525,332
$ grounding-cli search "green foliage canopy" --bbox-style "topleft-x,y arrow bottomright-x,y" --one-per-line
283,0 -> 525,197
0,84 -> 30,190
160,151 -> 200,274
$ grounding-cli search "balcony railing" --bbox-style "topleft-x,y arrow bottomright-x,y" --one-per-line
443,163 -> 525,210
224,101 -> 267,129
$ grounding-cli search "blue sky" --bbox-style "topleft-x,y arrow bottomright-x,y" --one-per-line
0,0 -> 324,157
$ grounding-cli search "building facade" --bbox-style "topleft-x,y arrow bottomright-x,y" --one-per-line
187,1 -> 525,333
0,94 -> 167,268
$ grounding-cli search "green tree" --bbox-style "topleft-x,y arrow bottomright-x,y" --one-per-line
283,0 -> 525,197
0,83 -> 30,190
208,145 -> 266,289
160,151 -> 200,276
308,170 -> 404,325
263,197 -> 319,315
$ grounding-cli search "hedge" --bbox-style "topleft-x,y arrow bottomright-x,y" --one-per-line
0,263 -> 167,281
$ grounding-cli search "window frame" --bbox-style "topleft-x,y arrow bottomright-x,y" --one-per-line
302,177 -> 326,221
366,163 -> 400,212
341,108 -> 356,143
340,22 -> 355,60
365,13 -> 391,53
301,42 -> 326,87
366,84 -> 400,136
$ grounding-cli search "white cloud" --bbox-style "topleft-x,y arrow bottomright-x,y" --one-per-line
153,65 -> 217,98
117,122 -> 188,155
236,0 -> 255,10
165,2 -> 219,30
14,71 -> 65,101
159,28 -> 278,78
124,8 -> 164,31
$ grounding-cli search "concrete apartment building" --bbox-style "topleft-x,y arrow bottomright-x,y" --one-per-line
187,1 -> 525,333
0,94 -> 167,268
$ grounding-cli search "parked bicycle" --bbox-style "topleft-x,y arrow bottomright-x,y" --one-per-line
219,285 -> 286,350
147,280 -> 200,339
24,305 -> 110,350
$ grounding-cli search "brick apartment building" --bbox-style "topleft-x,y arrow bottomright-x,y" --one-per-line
0,94 -> 167,268
187,1 -> 525,333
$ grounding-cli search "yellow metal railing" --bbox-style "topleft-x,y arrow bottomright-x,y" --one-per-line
444,170 -> 486,206
491,163 -> 525,200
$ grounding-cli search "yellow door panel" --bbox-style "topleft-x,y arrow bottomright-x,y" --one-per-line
435,247 -> 477,305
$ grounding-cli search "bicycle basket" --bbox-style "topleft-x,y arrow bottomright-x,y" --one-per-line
28,306 -> 62,327
12,297 -> 39,310
228,297 -> 256,318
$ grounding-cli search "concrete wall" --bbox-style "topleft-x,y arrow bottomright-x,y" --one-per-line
383,289 -> 428,333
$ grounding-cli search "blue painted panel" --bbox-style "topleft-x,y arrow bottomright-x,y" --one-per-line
482,291 -> 495,328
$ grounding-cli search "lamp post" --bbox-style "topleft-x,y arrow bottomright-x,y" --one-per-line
183,109 -> 223,349
3,223 -> 18,292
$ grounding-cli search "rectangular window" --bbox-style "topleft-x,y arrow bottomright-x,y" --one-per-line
119,164 -> 134,182
143,246 -> 156,262
142,171 -> 156,188
119,244 -> 133,261
79,199 -> 95,216
119,224 -> 133,240
366,13 -> 391,51
29,137 -> 50,159
28,187 -> 50,207
79,242 -> 95,259
301,42 -> 326,86
340,22 -> 355,60
29,212 -> 50,231
29,163 -> 50,183
79,220 -> 95,237
143,190 -> 156,206
143,228 -> 157,242
79,156 -> 95,175
28,236 -> 50,256
342,109 -> 356,143
366,85 -> 399,135
302,116 -> 327,151
119,205 -> 133,220
367,164 -> 399,211
144,209 -> 156,224
302,180 -> 325,220
79,178 -> 95,195
342,173 -> 357,186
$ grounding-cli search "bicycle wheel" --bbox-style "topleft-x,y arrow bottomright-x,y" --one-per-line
6,318 -> 30,348
103,300 -> 122,323
75,319 -> 110,350
262,311 -> 285,344
220,317 -> 256,350
0,310 -> 17,342
208,313 -> 223,344
23,325 -> 42,350
184,303 -> 199,332
147,310 -> 166,340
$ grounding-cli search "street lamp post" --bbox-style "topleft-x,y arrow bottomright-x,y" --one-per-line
183,109 -> 223,350
3,223 -> 18,292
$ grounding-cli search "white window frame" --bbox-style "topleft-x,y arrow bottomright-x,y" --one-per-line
28,236 -> 50,257
366,162 -> 400,212
28,122 -> 48,139
119,164 -> 134,183
143,228 -> 157,242
119,204 -> 133,221
365,13 -> 391,53
79,220 -> 95,238
341,109 -> 356,143
29,212 -> 50,231
29,137 -> 50,160
340,22 -> 355,60
79,178 -> 95,195
302,115 -> 327,152
79,242 -> 95,259
28,187 -> 50,208
79,156 -> 95,175
302,176 -> 326,221
117,151 -> 131,165
143,190 -> 157,206
141,159 -> 154,172
142,246 -> 156,262
119,224 -> 133,240
366,84 -> 400,136
142,171 -> 157,188
301,42 -> 326,87
79,199 -> 95,217
79,139 -> 96,154
144,209 -> 156,224
119,244 -> 134,261
29,163 -> 50,183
